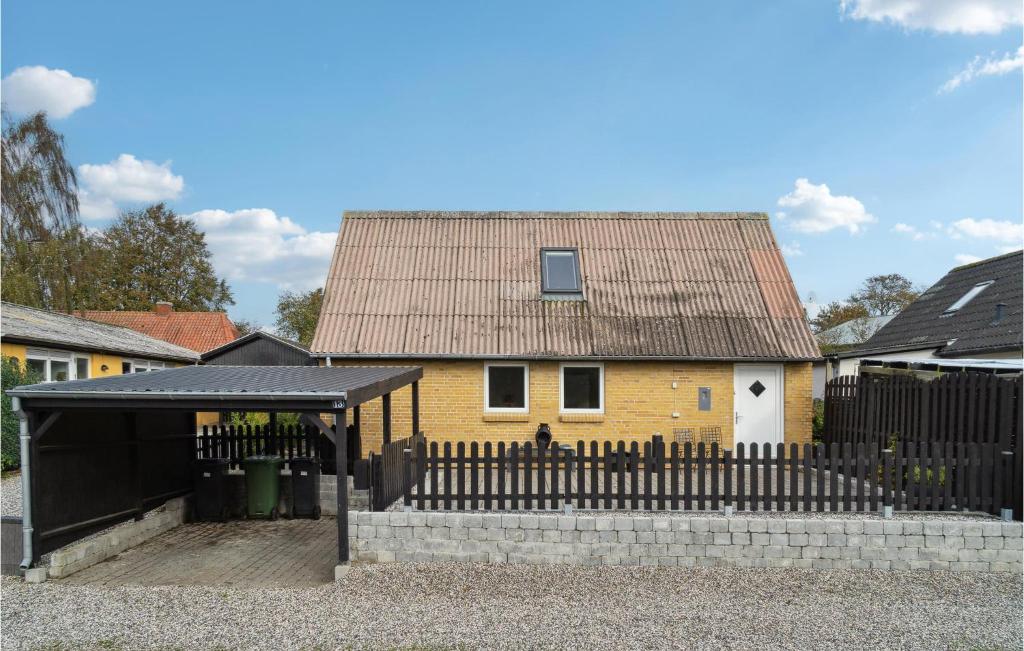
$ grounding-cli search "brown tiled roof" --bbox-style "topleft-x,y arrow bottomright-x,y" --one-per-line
73,307 -> 240,354
311,211 -> 820,360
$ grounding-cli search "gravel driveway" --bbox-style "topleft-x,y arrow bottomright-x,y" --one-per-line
1,472 -> 21,516
3,564 -> 1020,650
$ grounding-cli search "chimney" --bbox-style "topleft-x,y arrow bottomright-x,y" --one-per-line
154,301 -> 174,316
992,303 -> 1006,325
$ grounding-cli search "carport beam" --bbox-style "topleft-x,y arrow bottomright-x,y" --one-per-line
412,381 -> 419,437
382,393 -> 392,445
334,408 -> 349,564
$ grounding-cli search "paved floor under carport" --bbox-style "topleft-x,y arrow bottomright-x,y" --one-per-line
61,518 -> 337,587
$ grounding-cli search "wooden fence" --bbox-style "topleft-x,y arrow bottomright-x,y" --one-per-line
196,424 -> 326,468
370,432 -> 426,511
824,372 -> 1022,452
392,439 -> 1019,517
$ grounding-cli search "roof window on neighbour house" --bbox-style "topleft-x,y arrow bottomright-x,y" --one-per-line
541,248 -> 582,296
942,281 -> 994,316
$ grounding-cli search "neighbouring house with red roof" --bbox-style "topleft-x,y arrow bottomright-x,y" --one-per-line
75,302 -> 240,354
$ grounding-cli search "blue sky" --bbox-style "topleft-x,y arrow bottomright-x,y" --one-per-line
3,0 -> 1021,325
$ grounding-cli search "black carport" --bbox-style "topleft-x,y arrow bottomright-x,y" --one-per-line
8,365 -> 422,572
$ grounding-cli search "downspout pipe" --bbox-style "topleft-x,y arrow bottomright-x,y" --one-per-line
11,397 -> 33,570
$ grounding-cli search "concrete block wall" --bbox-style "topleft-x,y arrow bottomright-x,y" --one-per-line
47,497 -> 188,579
348,511 -> 1023,573
319,474 -> 369,515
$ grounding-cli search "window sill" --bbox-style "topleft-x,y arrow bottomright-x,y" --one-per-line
559,413 -> 605,423
482,413 -> 530,423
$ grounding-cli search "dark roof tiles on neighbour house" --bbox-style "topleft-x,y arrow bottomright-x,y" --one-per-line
312,211 -> 820,360
846,251 -> 1023,358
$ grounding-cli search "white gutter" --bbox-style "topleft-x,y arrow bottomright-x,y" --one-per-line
11,397 -> 33,570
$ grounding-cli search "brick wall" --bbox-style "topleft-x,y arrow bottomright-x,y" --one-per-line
326,359 -> 813,455
349,511 -> 1023,573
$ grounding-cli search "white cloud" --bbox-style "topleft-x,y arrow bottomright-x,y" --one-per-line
840,0 -> 1022,34
954,253 -> 983,265
1,66 -> 96,119
780,241 -> 804,256
891,223 -> 924,240
76,154 -> 185,220
940,45 -> 1024,93
947,217 -> 1024,244
776,178 -> 876,234
185,208 -> 335,290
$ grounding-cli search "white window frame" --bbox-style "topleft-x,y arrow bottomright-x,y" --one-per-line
559,362 -> 605,414
74,355 -> 90,380
25,348 -> 77,383
483,362 -> 530,413
130,359 -> 167,372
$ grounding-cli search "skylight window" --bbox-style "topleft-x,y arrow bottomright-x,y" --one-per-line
541,248 -> 581,294
943,281 -> 993,316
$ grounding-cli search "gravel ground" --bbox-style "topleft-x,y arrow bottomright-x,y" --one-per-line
1,472 -> 21,516
3,565 -> 1021,650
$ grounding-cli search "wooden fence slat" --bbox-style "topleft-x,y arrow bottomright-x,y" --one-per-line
430,441 -> 439,511
483,442 -> 492,510
762,443 -> 772,512
470,442 -> 479,510
698,442 -> 707,511
443,442 -> 453,511
711,443 -> 720,512
684,443 -> 693,511
629,442 -> 640,511
802,444 -> 812,512
496,442 -> 506,511
417,440 -> 427,510
749,443 -> 759,512
656,440 -> 666,511
829,443 -> 839,512
856,442 -> 866,512
815,444 -> 825,512
789,443 -> 798,512
579,441 -> 588,509
775,443 -> 785,512
510,442 -> 519,510
736,443 -> 746,512
723,448 -> 732,509
523,442 -> 533,510
671,442 -> 680,511
643,441 -> 653,511
616,442 -> 626,510
603,441 -> 613,510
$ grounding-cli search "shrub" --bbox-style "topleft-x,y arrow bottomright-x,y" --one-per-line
1,356 -> 40,471
811,398 -> 825,443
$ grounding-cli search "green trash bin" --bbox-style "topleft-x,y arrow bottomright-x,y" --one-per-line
243,455 -> 283,520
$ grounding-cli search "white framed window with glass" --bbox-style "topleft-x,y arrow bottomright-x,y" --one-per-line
559,362 -> 604,414
128,359 -> 168,373
25,348 -> 90,383
484,362 -> 530,413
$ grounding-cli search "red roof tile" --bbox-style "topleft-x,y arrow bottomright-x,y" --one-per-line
73,307 -> 239,353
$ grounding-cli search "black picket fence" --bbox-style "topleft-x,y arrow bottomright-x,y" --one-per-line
195,423 -> 354,473
383,439 -> 1020,518
824,372 -> 1022,452
369,432 -> 426,511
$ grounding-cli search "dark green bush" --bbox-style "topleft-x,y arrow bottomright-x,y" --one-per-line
2,356 -> 40,471
811,398 -> 825,444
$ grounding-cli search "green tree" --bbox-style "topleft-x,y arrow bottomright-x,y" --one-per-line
1,357 -> 41,470
92,204 -> 234,311
274,288 -> 323,346
232,318 -> 259,336
0,111 -> 103,311
847,274 -> 920,316
810,301 -> 870,334
1,111 -> 79,243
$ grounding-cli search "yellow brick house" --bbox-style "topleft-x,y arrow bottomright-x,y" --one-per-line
1,302 -> 199,381
310,211 -> 820,455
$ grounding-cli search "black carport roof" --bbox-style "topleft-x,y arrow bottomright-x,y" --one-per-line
9,365 -> 422,411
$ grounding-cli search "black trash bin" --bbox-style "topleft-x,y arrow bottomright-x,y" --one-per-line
194,458 -> 231,522
290,457 -> 322,519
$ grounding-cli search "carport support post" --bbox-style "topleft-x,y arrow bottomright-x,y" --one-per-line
411,381 -> 419,437
334,408 -> 349,565
382,393 -> 392,446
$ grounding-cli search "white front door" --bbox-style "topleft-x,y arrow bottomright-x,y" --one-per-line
734,364 -> 784,454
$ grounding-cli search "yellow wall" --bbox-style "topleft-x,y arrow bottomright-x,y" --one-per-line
1,342 -> 27,363
326,359 -> 813,457
1,344 -> 184,379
